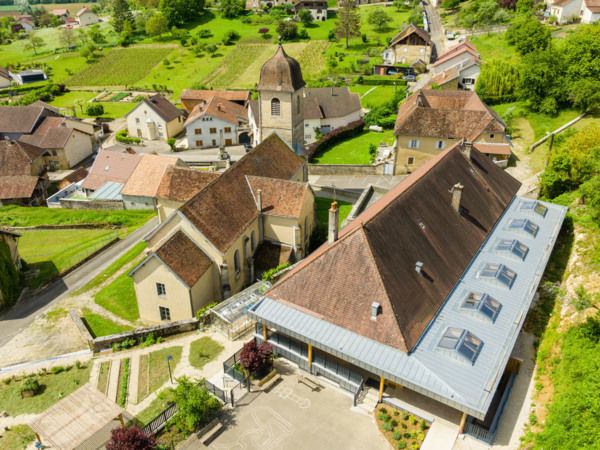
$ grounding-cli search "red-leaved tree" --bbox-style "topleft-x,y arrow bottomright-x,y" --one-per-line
239,340 -> 273,375
106,426 -> 156,450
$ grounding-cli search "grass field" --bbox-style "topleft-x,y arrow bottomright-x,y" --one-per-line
470,32 -> 517,61
134,389 -> 174,425
97,361 -> 111,395
0,206 -> 155,229
50,90 -> 137,118
0,364 -> 91,415
350,85 -> 401,109
315,197 -> 353,231
94,271 -> 140,322
312,130 -> 395,165
68,47 -> 174,86
0,424 -> 36,450
137,346 -> 183,403
189,337 -> 224,369
81,312 -> 133,337
19,229 -> 120,287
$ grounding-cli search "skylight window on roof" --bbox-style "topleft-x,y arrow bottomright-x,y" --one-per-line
438,327 -> 463,349
458,332 -> 483,363
479,263 -> 517,288
496,239 -> 529,260
461,292 -> 502,321
520,201 -> 548,217
509,219 -> 539,237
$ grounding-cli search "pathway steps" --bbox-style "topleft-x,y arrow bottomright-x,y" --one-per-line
106,359 -> 120,403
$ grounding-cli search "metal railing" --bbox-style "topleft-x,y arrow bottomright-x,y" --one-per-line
141,402 -> 177,436
223,348 -> 246,383
205,379 -> 229,404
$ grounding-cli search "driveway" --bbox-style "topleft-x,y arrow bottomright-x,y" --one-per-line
192,360 -> 389,450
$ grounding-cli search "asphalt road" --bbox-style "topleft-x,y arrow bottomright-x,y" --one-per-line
424,1 -> 445,59
0,217 -> 158,348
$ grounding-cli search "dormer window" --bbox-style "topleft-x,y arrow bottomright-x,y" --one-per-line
462,292 -> 502,321
509,218 -> 539,237
495,239 -> 529,261
520,200 -> 548,217
479,263 -> 516,288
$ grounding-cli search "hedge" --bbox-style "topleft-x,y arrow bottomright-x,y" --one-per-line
304,119 -> 365,161
357,75 -> 408,86
116,130 -> 141,144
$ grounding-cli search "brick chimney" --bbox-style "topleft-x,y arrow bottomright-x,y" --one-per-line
451,183 -> 464,213
256,189 -> 262,212
328,201 -> 339,245
462,141 -> 472,161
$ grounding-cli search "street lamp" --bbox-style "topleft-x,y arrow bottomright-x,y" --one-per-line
167,355 -> 173,384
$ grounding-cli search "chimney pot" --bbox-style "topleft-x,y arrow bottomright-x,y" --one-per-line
257,189 -> 262,212
328,201 -> 339,245
415,261 -> 423,275
451,182 -> 464,213
463,141 -> 472,161
371,301 -> 380,320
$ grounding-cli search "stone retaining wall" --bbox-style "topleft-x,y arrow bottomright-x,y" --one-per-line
60,198 -> 125,210
308,164 -> 385,176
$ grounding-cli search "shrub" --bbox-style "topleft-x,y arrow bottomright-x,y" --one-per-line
410,415 -> 417,425
106,426 -> 156,449
382,413 -> 391,422
2,377 -> 11,385
391,419 -> 399,427
401,423 -> 407,429
404,432 -> 411,438
261,262 -> 291,282
383,422 -> 394,431
397,440 -> 406,449
392,431 -> 402,440
86,103 -> 104,116
222,30 -> 241,45
142,333 -> 156,348
420,419 -> 427,430
51,366 -> 65,374
112,342 -> 121,352
240,339 -> 274,376
393,410 -> 399,416
116,130 -> 141,144
197,29 -> 212,39
167,137 -> 176,150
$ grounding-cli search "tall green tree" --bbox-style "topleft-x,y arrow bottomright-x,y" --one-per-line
146,13 -> 169,36
159,0 -> 205,26
59,27 -> 76,48
336,0 -> 361,49
475,58 -> 521,104
170,377 -> 221,434
24,31 -> 44,55
112,0 -> 133,33
89,24 -> 106,44
518,47 -> 565,114
298,9 -> 313,26
506,15 -> 551,55
219,0 -> 245,19
368,9 -> 392,32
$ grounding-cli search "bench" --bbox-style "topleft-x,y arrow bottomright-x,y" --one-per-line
257,369 -> 281,392
297,375 -> 320,392
199,418 -> 223,446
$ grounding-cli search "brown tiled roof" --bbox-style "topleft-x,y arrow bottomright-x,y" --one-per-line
0,175 -> 39,200
62,167 -> 88,184
19,127 -> 73,149
427,66 -> 460,87
52,8 -> 68,15
0,140 -> 40,176
257,44 -> 305,93
136,94 -> 184,123
254,242 -> 293,273
303,87 -> 361,120
184,96 -> 248,127
0,105 -> 49,134
584,0 -> 600,12
390,23 -> 433,47
17,140 -> 47,162
179,133 -> 305,253
30,101 -> 60,114
34,116 -> 65,136
394,89 -> 505,140
180,89 -> 250,103
267,141 -> 521,352
155,230 -> 212,287
120,154 -> 183,198
303,96 -> 322,120
246,175 -> 308,218
0,66 -> 9,80
77,7 -> 94,16
432,40 -> 480,67
551,0 -> 574,6
81,150 -> 142,191
473,142 -> 512,156
155,166 -> 219,202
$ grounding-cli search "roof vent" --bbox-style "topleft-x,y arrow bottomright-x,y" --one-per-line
371,301 -> 380,320
415,261 -> 423,275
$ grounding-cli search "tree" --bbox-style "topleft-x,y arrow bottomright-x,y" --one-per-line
515,0 -> 534,13
112,0 -> 133,33
146,13 -> 169,36
89,24 -> 106,44
120,19 -> 134,46
219,0 -> 245,19
298,9 -> 313,27
25,31 -> 44,56
336,0 -> 361,49
239,340 -> 273,375
505,15 -> 551,55
86,103 -> 104,116
59,27 -> 76,48
106,426 -> 156,450
277,20 -> 298,41
77,28 -> 89,45
368,9 -> 392,31
569,79 -> 600,112
475,58 -> 521,104
518,47 -> 565,112
159,0 -> 205,27
171,377 -> 221,434
442,0 -> 461,9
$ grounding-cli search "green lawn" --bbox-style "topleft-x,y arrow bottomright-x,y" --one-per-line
81,312 -> 133,338
137,346 -> 183,403
0,424 -> 36,450
94,271 -> 140,322
315,197 -> 353,230
133,389 -> 174,426
0,206 -> 155,229
312,130 -> 395,164
0,364 -> 91,415
470,32 -> 517,61
97,361 -> 111,395
68,47 -> 174,86
76,242 -> 147,294
189,337 -> 224,369
19,229 -> 120,288
350,85 -> 401,110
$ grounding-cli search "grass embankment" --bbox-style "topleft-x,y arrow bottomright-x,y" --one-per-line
189,337 -> 224,369
349,85 -> 401,110
312,130 -> 395,165
118,358 -> 130,407
133,389 -> 175,426
0,364 -> 91,415
81,311 -> 133,338
0,424 -> 36,450
50,90 -> 136,119
94,272 -> 140,322
137,346 -> 183,403
76,241 -> 147,294
97,361 -> 111,395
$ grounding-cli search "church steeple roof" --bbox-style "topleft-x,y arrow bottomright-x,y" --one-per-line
257,42 -> 305,93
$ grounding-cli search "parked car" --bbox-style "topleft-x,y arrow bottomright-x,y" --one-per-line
403,75 -> 416,82
446,30 -> 455,40
388,69 -> 400,75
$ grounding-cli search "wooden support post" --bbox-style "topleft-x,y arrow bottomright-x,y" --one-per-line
262,324 -> 267,341
379,376 -> 385,402
34,432 -> 42,444
118,413 -> 125,427
459,412 -> 467,434
308,344 -> 312,368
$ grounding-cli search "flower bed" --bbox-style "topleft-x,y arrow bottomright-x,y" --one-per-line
374,406 -> 430,449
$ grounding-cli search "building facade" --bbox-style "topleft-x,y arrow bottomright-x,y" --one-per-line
383,24 -> 433,66
126,94 -> 185,141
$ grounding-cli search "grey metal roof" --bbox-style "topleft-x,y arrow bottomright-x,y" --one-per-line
249,196 -> 566,419
89,181 -> 123,200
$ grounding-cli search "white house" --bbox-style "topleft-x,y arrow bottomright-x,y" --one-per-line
16,17 -> 34,31
294,0 -> 328,21
581,0 -> 600,22
126,94 -> 185,141
76,7 -> 100,27
184,96 -> 248,149
302,87 -> 362,144
0,67 -> 11,89
549,0 -> 599,23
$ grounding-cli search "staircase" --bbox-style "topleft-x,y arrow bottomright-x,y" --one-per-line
356,386 -> 379,413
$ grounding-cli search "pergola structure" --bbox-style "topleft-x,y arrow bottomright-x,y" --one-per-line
30,384 -> 125,449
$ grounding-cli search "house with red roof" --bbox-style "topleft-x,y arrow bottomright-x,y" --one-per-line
76,7 -> 100,26
550,0 -> 600,23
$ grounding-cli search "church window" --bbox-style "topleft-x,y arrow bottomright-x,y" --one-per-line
271,98 -> 281,116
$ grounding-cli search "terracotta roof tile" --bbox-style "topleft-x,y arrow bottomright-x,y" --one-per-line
135,94 -> 184,123
156,166 -> 220,202
20,123 -> 73,149
0,175 -> 39,200
0,140 -> 40,176
179,133 -> 305,253
390,23 -> 433,47
62,167 -> 89,184
0,105 -> 51,134
584,0 -> 600,12
77,7 -> 93,16
155,230 -> 212,287
432,40 -> 480,67
253,242 -> 293,273
246,175 -> 308,218
184,96 -> 248,127
267,142 -> 521,352
473,142 -> 512,156
181,89 -> 250,103
120,154 -> 183,197
81,150 -> 142,191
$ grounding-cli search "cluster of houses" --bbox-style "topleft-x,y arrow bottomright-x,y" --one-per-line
245,0 -> 329,21
13,7 -> 100,33
549,0 -> 599,23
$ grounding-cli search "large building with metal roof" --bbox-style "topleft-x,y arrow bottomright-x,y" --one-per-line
248,140 -> 566,443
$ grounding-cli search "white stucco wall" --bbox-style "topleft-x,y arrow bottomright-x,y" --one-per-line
63,129 -> 93,167
582,6 -> 600,23
127,103 -> 183,141
185,113 -> 237,149
78,12 -> 100,26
